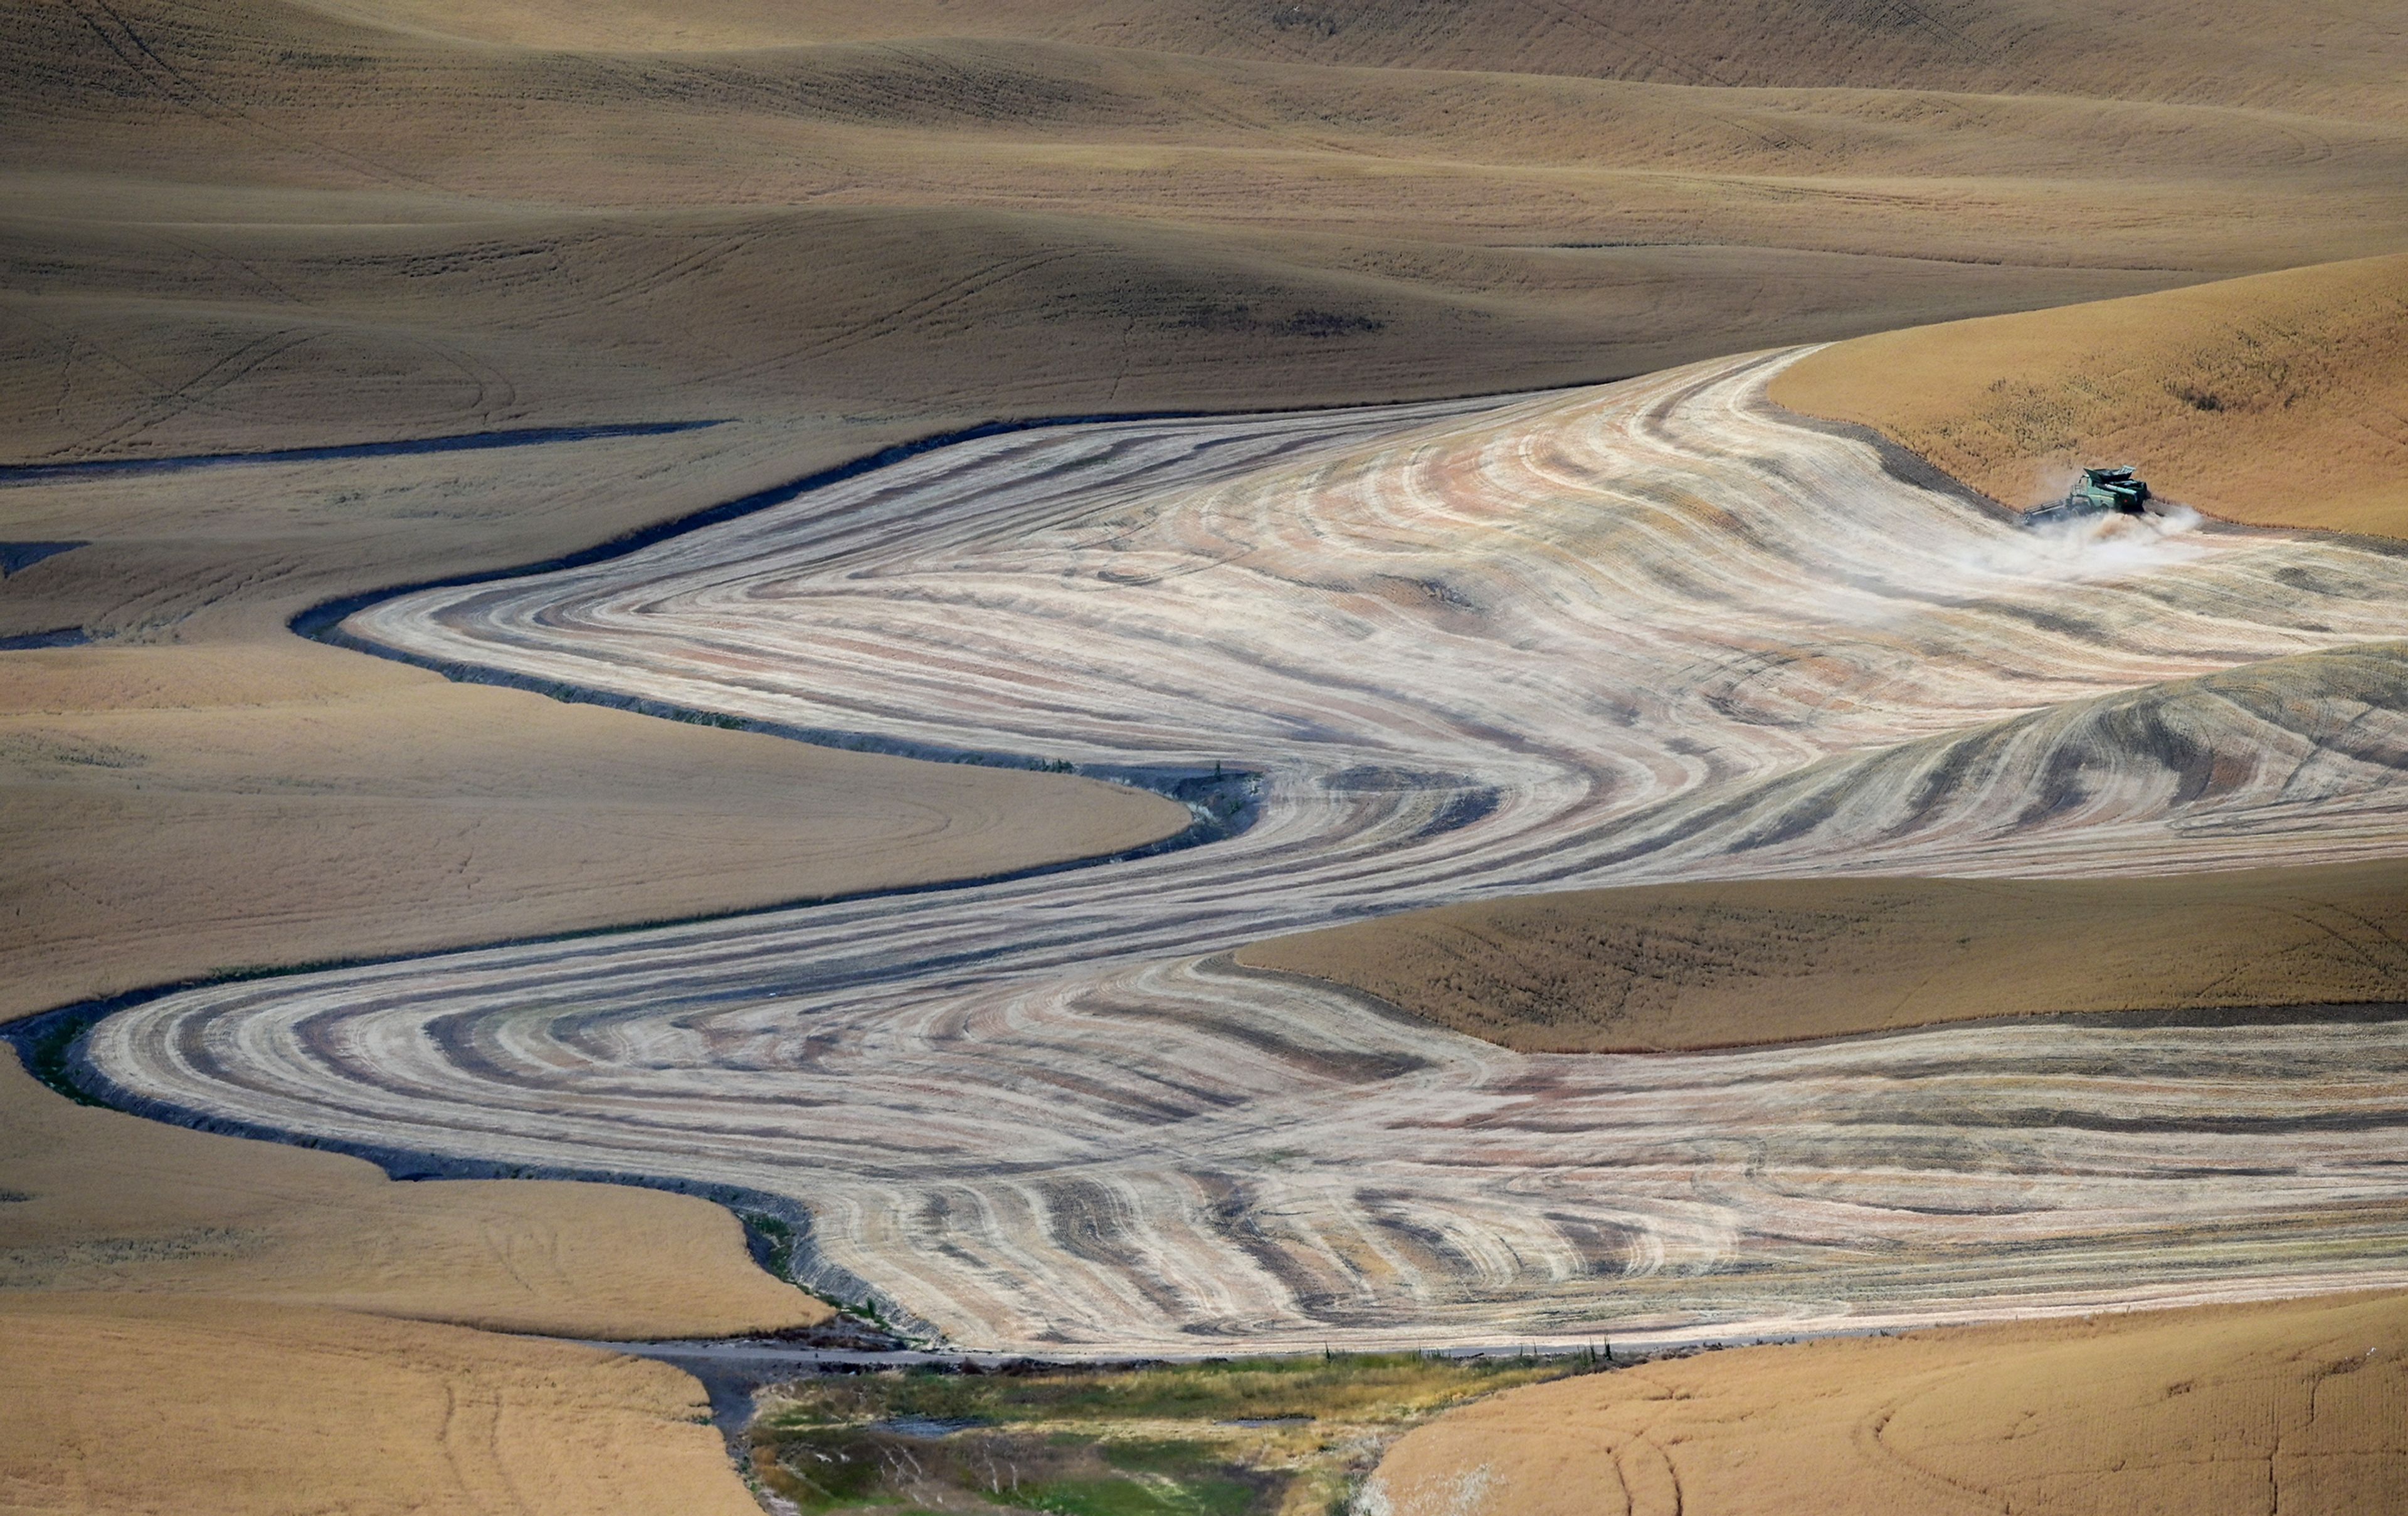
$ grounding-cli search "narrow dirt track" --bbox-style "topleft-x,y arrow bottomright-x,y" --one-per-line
79,350 -> 2408,1350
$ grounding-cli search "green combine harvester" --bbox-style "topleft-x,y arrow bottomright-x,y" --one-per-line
2025,466 -> 2152,528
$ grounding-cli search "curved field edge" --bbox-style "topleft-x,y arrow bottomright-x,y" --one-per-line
285,405 -> 1303,799
12,974 -> 922,1335
1244,263 -> 2408,1055
11,399 -> 1467,1051
9,392 -> 1531,1340
0,1053 -> 828,1343
65,348 -> 2408,1352
1233,858 -> 2408,1054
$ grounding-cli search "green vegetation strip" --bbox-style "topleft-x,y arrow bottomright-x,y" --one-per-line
749,1350 -> 1607,1515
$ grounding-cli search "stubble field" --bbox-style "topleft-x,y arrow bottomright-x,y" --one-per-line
14,0 -> 2408,1509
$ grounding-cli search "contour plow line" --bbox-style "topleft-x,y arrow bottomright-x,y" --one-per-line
78,349 -> 2408,1351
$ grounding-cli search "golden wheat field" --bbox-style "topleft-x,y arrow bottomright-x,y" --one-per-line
12,0 -> 2408,1510
0,1052 -> 827,1336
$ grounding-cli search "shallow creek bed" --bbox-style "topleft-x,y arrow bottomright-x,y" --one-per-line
745,1350 -> 1608,1515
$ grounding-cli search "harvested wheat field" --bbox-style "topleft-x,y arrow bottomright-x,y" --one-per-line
1365,1288 -> 2408,1516
75,350 -> 2408,1353
1238,858 -> 2408,1052
0,1293 -> 759,1516
30,0 -> 2352,1028
1774,251 -> 2408,537
16,0 -> 2408,1505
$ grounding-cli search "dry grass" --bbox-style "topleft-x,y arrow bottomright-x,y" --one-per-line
1237,858 -> 2408,1052
0,1292 -> 763,1516
1773,253 -> 2408,538
1366,1288 -> 2408,1516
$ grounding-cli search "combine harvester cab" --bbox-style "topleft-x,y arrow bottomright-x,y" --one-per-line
2024,466 -> 2153,528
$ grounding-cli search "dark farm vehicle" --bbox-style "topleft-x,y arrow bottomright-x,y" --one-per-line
2024,466 -> 2153,528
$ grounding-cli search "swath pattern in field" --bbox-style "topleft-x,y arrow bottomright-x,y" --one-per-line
80,350 -> 2408,1350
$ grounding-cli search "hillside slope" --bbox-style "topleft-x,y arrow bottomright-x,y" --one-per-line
1774,253 -> 2408,536
10,3 -> 2407,1506
0,1293 -> 762,1516
307,0 -> 2408,121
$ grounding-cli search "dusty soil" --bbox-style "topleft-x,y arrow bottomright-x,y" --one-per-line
0,1292 -> 763,1516
1773,252 -> 2408,537
1366,1288 -> 2408,1516
1237,858 -> 2408,1053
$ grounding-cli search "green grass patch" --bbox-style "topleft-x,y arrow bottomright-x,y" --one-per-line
751,1350 -> 1605,1515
